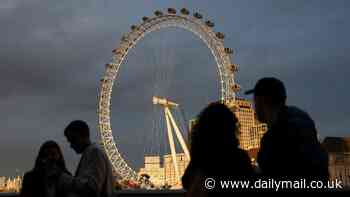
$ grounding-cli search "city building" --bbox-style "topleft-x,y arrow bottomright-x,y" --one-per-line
0,176 -> 5,192
138,155 -> 164,187
138,153 -> 189,189
322,137 -> 350,188
249,123 -> 268,150
229,98 -> 256,149
227,98 -> 267,151
163,153 -> 189,188
1,176 -> 22,193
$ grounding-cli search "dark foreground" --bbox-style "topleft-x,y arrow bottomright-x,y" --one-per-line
0,190 -> 185,197
2,188 -> 350,196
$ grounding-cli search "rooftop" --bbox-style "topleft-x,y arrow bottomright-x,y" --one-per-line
322,137 -> 350,153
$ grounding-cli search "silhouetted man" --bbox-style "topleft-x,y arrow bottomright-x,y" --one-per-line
245,77 -> 329,183
60,120 -> 113,197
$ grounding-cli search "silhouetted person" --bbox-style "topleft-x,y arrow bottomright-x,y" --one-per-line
182,102 -> 254,196
20,140 -> 71,197
59,120 -> 113,197
245,77 -> 329,184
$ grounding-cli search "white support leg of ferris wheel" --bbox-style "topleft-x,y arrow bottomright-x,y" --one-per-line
164,107 -> 180,183
165,107 -> 191,161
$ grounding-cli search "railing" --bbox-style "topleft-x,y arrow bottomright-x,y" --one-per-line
115,190 -> 185,196
0,190 -> 186,197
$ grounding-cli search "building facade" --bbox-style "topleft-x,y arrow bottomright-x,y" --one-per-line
0,176 -> 5,192
230,98 -> 256,150
322,137 -> 350,188
138,155 -> 164,187
227,98 -> 267,151
249,124 -> 268,150
163,153 -> 189,188
138,153 -> 189,189
1,176 -> 22,193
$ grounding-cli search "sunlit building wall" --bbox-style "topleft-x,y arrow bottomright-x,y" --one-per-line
323,137 -> 350,188
4,176 -> 21,193
228,98 -> 267,151
164,153 -> 189,188
0,176 -> 5,192
249,124 -> 268,149
138,155 -> 164,187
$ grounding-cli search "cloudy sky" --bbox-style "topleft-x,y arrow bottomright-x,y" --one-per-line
1,0 -> 349,177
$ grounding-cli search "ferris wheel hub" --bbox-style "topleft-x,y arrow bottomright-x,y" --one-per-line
152,96 -> 179,107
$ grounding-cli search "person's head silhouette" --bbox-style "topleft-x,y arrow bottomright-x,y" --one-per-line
182,102 -> 254,193
64,120 -> 91,154
190,102 -> 239,163
246,77 -> 329,183
34,140 -> 68,173
245,77 -> 287,124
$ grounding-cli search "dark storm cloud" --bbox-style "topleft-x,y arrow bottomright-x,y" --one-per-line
230,0 -> 350,138
1,0 -> 349,176
0,0 -> 120,175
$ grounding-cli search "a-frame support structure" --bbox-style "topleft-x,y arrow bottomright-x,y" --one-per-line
153,96 -> 190,182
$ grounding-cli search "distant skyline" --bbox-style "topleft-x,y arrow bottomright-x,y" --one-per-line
1,0 -> 349,177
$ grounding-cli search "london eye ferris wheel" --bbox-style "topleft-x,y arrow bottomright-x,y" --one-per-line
98,8 -> 240,181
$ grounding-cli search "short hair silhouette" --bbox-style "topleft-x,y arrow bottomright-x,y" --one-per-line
245,77 -> 287,105
64,120 -> 90,138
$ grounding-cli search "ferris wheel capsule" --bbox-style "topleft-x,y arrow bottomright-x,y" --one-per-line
224,47 -> 233,54
130,25 -> 139,31
121,34 -> 129,42
205,20 -> 215,28
105,63 -> 114,69
154,10 -> 163,16
230,64 -> 239,72
142,16 -> 150,22
193,12 -> 203,19
180,8 -> 190,15
167,8 -> 177,14
216,32 -> 225,39
112,48 -> 124,55
232,84 -> 241,92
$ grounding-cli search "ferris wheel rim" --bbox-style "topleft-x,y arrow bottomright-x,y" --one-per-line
98,8 -> 239,182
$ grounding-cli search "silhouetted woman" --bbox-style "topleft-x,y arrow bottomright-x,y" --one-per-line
20,140 -> 71,197
182,102 -> 254,196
